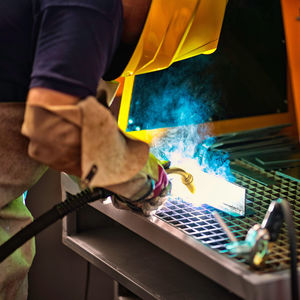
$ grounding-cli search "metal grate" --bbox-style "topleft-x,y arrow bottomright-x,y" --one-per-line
155,160 -> 300,273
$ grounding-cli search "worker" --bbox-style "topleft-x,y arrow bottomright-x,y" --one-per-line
0,0 -> 226,299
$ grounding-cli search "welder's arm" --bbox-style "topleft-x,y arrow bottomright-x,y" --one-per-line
22,88 -> 169,215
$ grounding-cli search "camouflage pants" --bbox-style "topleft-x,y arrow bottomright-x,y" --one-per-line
0,196 -> 35,300
0,103 -> 46,300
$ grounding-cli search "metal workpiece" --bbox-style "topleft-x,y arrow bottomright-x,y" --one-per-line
61,163 -> 300,300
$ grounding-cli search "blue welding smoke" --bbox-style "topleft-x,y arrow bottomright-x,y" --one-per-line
127,56 -> 233,180
146,95 -> 234,181
127,55 -> 224,131
152,125 -> 234,182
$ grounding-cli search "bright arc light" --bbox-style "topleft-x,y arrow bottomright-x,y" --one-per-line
169,158 -> 246,216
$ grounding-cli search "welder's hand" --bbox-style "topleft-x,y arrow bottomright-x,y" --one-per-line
109,154 -> 171,216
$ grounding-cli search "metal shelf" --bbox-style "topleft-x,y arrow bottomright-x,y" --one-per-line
63,213 -> 241,300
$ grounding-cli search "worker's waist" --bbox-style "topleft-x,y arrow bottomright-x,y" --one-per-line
0,81 -> 27,102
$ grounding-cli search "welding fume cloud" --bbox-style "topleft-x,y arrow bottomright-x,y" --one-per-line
151,117 -> 235,207
151,125 -> 245,216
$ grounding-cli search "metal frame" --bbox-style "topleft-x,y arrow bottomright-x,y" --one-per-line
61,173 -> 298,300
61,174 -> 242,300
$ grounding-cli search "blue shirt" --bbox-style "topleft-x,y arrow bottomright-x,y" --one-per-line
0,0 -> 123,102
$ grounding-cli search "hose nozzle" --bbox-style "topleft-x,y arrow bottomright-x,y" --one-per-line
165,167 -> 195,194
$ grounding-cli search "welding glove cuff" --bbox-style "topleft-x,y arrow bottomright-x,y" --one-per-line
93,140 -> 171,211
110,160 -> 171,216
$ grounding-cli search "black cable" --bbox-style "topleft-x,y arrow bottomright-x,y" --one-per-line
84,261 -> 91,300
280,199 -> 299,300
0,188 -> 113,263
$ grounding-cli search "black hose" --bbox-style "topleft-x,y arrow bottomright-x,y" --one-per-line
280,199 -> 299,300
0,188 -> 112,263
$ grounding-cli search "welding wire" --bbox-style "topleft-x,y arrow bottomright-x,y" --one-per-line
213,211 -> 237,242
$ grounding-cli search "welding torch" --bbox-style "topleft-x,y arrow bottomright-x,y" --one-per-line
161,160 -> 195,193
164,166 -> 196,194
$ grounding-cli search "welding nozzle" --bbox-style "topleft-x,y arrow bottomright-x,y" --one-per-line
165,167 -> 196,194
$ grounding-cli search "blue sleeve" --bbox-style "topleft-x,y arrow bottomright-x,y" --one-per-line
30,1 -> 123,98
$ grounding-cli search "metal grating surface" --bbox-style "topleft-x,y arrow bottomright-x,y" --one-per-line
155,160 -> 300,273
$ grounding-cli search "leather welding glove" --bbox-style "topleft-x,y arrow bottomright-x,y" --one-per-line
108,153 -> 171,216
22,93 -> 170,215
